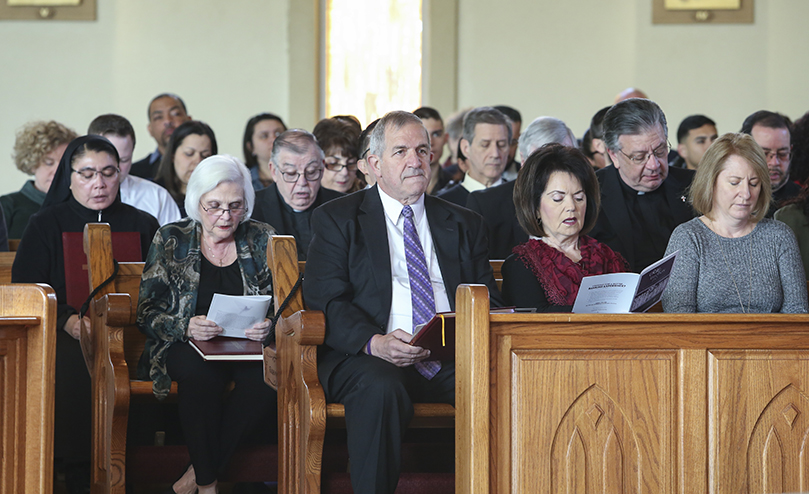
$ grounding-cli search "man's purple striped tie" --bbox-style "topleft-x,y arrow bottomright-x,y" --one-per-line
402,205 -> 441,379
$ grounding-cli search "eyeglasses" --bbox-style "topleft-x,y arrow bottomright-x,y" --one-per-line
764,150 -> 791,163
200,203 -> 247,217
279,168 -> 323,183
72,166 -> 120,181
324,157 -> 358,172
618,141 -> 670,166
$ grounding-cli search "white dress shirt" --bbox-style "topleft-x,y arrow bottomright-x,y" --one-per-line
461,173 -> 506,193
120,175 -> 182,225
377,187 -> 451,334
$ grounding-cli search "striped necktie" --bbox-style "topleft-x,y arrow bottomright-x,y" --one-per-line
402,205 -> 441,379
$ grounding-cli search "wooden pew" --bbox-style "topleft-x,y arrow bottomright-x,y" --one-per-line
0,284 -> 57,494
268,235 -> 461,494
0,251 -> 16,284
82,223 -> 153,494
455,284 -> 809,494
84,223 -> 279,493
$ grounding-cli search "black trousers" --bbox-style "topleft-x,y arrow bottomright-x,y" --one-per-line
323,355 -> 455,494
166,341 -> 277,485
54,329 -> 92,464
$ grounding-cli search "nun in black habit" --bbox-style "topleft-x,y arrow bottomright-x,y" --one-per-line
12,135 -> 159,493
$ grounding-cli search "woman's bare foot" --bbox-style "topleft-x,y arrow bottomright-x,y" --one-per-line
172,464 -> 196,494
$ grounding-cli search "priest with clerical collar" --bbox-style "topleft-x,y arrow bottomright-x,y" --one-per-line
252,129 -> 343,260
590,98 -> 695,272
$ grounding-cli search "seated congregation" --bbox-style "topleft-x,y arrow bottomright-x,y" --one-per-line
5,88 -> 809,494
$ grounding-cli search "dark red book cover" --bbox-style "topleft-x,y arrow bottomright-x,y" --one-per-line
409,308 -> 516,361
62,231 -> 143,311
189,336 -> 263,361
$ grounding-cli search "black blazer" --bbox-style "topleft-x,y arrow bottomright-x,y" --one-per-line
589,165 -> 694,272
304,186 -> 502,393
435,183 -> 469,207
253,183 -> 342,227
466,181 -> 528,260
130,153 -> 160,180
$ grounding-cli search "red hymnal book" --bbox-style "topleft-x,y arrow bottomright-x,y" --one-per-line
189,336 -> 263,361
62,231 -> 142,311
409,308 -> 516,361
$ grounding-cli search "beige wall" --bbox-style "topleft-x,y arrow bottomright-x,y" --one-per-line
455,0 -> 809,146
2,0 -> 808,196
0,0 -> 289,195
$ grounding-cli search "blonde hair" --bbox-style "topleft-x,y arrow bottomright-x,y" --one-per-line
13,121 -> 77,175
688,132 -> 771,223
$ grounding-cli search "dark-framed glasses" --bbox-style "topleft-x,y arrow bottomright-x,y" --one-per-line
72,166 -> 120,181
324,157 -> 359,172
199,203 -> 247,217
280,167 -> 324,183
618,141 -> 671,166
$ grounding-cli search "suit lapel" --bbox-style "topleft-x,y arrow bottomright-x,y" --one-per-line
262,184 -> 288,233
425,196 -> 460,309
358,187 -> 393,315
600,167 -> 635,266
662,172 -> 693,223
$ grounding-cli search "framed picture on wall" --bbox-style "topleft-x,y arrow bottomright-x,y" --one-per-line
0,0 -> 96,20
653,0 -> 753,24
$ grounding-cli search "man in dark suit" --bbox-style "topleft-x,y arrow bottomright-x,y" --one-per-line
467,116 -> 578,259
591,98 -> 695,272
252,129 -> 342,260
130,93 -> 191,179
304,111 -> 501,494
740,110 -> 800,217
437,106 -> 511,206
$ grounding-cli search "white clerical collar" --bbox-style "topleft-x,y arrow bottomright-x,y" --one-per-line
377,186 -> 426,225
462,173 -> 505,192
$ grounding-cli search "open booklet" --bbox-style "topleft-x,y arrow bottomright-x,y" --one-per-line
206,294 -> 272,338
571,250 -> 678,314
188,294 -> 273,361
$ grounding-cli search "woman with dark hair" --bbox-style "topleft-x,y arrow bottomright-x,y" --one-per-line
11,135 -> 159,493
664,133 -> 807,313
242,112 -> 287,192
313,117 -> 362,193
501,143 -> 626,312
155,120 -> 216,216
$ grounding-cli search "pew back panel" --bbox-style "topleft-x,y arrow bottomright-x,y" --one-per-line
0,284 -> 57,494
455,284 -> 809,494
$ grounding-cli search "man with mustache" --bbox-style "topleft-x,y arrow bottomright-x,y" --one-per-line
304,111 -> 501,493
130,93 -> 192,180
590,98 -> 695,272
437,106 -> 511,206
741,110 -> 799,217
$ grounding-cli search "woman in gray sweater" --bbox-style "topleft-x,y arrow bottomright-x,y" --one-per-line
662,133 -> 808,313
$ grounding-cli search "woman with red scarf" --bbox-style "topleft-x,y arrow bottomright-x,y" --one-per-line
502,143 -> 626,312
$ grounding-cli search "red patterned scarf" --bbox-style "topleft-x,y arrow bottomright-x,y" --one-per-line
512,236 -> 627,306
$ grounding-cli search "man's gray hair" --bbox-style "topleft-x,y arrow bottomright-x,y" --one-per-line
462,106 -> 513,145
518,116 -> 576,160
603,98 -> 668,152
369,111 -> 426,157
185,154 -> 255,224
270,129 -> 324,167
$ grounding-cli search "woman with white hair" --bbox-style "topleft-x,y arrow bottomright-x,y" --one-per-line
136,155 -> 277,494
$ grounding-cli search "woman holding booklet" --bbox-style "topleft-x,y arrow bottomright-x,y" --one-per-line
662,133 -> 807,313
501,144 -> 627,312
137,155 -> 277,494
